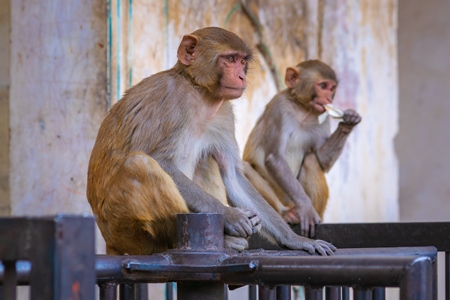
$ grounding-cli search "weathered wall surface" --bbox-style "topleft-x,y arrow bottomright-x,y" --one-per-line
9,0 -> 108,252
111,0 -> 399,224
397,0 -> 450,222
8,0 -> 397,257
0,0 -> 10,216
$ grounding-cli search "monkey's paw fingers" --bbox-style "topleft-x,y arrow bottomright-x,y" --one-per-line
224,235 -> 248,252
224,207 -> 254,237
343,109 -> 362,125
282,208 -> 300,225
312,240 -> 337,256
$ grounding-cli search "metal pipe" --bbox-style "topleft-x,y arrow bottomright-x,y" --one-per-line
175,214 -> 225,300
326,287 -> 341,300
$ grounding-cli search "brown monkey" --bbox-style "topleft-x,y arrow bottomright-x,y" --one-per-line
87,28 -> 335,256
243,60 -> 361,237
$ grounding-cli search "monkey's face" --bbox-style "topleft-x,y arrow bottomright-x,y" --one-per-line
310,79 -> 337,113
216,52 -> 250,100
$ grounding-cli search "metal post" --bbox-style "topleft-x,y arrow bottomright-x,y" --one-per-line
99,282 -> 118,300
353,287 -> 372,300
258,285 -> 276,300
326,287 -> 341,300
248,285 -> 257,300
372,288 -> 385,300
446,251 -> 450,300
120,283 -> 135,300
276,285 -> 290,300
304,286 -> 323,300
176,213 -> 225,300
2,261 -> 17,300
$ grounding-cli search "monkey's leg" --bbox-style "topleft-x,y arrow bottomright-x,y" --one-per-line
298,153 -> 329,218
242,161 -> 288,214
193,156 -> 228,205
99,151 -> 189,255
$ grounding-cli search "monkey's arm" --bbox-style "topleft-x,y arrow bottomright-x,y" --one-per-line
226,168 -> 335,256
315,109 -> 361,172
157,160 -> 256,238
264,153 -> 321,237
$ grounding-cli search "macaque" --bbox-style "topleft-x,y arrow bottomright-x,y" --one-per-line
243,60 -> 361,237
87,28 -> 335,256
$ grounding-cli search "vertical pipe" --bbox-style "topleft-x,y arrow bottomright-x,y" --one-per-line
2,261 -> 16,300
304,286 -> 323,300
248,285 -> 257,300
165,282 -> 174,300
135,283 -> 148,300
258,285 -> 276,300
99,282 -> 118,300
276,285 -> 290,300
446,251 -> 450,300
342,287 -> 350,300
176,214 -> 225,300
372,288 -> 385,300
353,287 -> 372,300
120,283 -> 135,300
326,287 -> 341,300
400,257 -> 432,300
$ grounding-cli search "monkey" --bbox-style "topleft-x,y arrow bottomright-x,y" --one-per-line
87,28 -> 336,256
243,59 -> 361,238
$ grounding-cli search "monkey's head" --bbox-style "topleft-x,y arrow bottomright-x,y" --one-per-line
285,60 -> 338,114
176,27 -> 254,100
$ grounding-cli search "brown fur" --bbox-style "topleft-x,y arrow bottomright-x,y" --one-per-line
243,59 -> 361,237
87,29 -> 336,255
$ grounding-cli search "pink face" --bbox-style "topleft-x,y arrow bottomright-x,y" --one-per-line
311,79 -> 337,113
217,52 -> 250,100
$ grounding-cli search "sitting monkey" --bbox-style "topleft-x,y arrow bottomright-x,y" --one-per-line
243,60 -> 361,237
87,29 -> 335,256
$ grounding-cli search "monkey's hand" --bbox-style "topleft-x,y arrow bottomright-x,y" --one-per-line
284,236 -> 336,256
339,109 -> 362,133
223,207 -> 261,238
288,203 -> 321,238
224,235 -> 249,252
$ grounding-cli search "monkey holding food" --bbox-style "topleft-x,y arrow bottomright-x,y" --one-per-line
243,60 -> 361,237
87,28 -> 335,256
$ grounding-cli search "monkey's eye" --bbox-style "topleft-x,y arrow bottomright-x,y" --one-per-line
227,55 -> 236,63
320,82 -> 327,89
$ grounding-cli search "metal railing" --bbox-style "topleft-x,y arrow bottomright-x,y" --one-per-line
1,215 -> 447,300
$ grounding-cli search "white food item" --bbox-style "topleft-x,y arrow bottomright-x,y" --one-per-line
324,104 -> 344,119
317,104 -> 344,124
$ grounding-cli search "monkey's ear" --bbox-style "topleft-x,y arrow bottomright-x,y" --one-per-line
177,35 -> 199,65
285,67 -> 300,88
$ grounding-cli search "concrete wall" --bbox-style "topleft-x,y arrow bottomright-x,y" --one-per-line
0,0 -> 10,216
397,0 -> 450,222
4,0 -> 399,298
9,0 -> 108,252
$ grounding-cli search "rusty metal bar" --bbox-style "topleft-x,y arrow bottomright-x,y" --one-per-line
175,213 -> 226,300
0,215 -> 96,300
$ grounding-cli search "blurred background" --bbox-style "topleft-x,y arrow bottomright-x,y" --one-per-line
0,0 -> 449,299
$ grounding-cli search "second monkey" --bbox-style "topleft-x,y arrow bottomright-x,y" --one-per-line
243,60 -> 361,237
